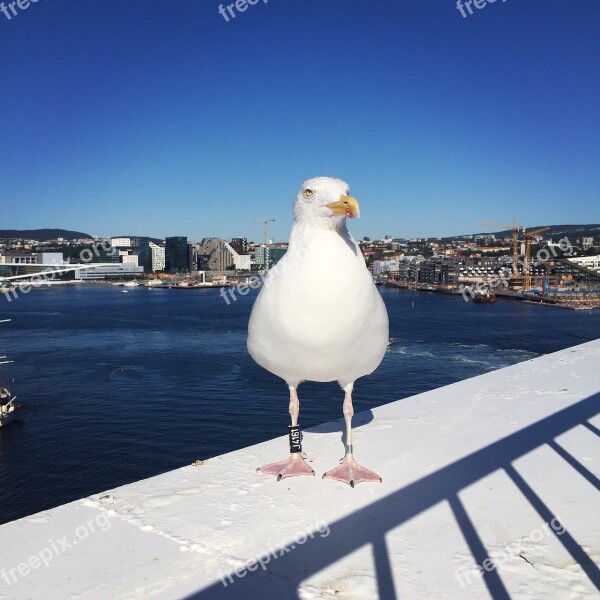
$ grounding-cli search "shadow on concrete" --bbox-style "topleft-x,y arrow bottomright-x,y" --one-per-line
185,393 -> 600,599
308,408 -> 375,434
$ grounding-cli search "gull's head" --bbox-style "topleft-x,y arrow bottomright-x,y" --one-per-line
293,176 -> 360,225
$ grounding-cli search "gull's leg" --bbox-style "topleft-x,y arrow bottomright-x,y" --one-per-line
257,386 -> 315,481
322,384 -> 382,488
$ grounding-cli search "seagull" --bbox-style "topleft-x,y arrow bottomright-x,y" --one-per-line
247,177 -> 389,487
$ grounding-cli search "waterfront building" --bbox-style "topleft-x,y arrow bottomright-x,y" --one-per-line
418,259 -> 444,285
567,255 -> 600,274
208,247 -> 233,271
230,237 -> 249,254
111,237 -> 153,273
195,239 -> 226,271
415,256 -> 512,286
132,238 -> 153,273
253,245 -> 287,270
165,236 -> 190,273
149,242 -> 165,273
372,259 -> 401,278
195,240 -> 253,272
254,245 -> 269,269
188,244 -> 198,273
120,254 -> 139,266
225,242 -> 252,271
0,251 -> 67,281
394,256 -> 423,282
75,264 -> 143,280
542,259 -> 600,287
0,251 -> 64,265
197,238 -> 226,255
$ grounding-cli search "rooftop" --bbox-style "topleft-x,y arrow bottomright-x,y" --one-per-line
1,340 -> 599,599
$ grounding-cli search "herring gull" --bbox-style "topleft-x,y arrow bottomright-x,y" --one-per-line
247,177 -> 389,487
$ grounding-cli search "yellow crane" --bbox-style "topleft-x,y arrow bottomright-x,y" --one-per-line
475,220 -> 523,277
523,227 -> 551,291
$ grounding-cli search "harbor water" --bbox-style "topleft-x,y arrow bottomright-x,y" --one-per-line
0,285 -> 599,525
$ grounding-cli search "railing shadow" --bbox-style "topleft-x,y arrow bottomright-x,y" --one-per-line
185,393 -> 600,599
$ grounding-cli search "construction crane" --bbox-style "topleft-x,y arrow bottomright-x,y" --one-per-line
523,227 -> 551,291
476,220 -> 524,277
252,218 -> 276,246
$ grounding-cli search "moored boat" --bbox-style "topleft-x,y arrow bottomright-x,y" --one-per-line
473,291 -> 497,304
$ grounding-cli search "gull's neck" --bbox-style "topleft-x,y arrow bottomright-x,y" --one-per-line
291,216 -> 348,237
288,217 -> 355,253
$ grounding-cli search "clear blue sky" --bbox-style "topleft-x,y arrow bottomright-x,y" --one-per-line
1,0 -> 598,242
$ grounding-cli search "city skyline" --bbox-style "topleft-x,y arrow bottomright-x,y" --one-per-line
1,1 -> 599,240
1,222 -> 599,246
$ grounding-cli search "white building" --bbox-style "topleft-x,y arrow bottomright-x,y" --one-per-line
36,252 -> 65,265
224,242 -> 251,271
0,251 -> 65,265
372,259 -> 401,277
75,264 -> 143,280
234,253 -> 252,271
111,237 -> 132,248
567,255 -> 600,274
581,237 -> 595,250
149,242 -> 165,273
120,254 -> 139,266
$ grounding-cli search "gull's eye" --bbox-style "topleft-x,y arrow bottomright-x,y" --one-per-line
304,188 -> 315,199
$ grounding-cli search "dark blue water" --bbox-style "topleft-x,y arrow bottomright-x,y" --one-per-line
1,285 -> 598,524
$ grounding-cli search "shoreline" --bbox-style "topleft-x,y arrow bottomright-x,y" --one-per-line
386,283 -> 600,310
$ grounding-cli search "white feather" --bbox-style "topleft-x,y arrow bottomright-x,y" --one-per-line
247,177 -> 389,389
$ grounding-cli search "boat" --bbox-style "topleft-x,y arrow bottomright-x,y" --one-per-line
0,320 -> 24,428
145,279 -> 165,288
0,388 -> 22,428
473,291 -> 497,304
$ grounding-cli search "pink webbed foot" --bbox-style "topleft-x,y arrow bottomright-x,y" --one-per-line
257,454 -> 315,481
322,455 -> 382,488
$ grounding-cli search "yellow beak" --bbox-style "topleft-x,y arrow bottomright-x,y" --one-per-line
326,194 -> 361,219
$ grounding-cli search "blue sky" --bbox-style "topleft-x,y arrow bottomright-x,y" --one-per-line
1,0 -> 598,242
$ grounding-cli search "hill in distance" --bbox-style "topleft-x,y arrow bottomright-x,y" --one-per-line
444,224 -> 600,241
0,228 -> 93,241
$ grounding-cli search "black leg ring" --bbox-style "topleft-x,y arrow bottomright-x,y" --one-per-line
289,425 -> 302,453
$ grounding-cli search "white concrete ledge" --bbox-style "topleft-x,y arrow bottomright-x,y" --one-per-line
1,340 -> 599,599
